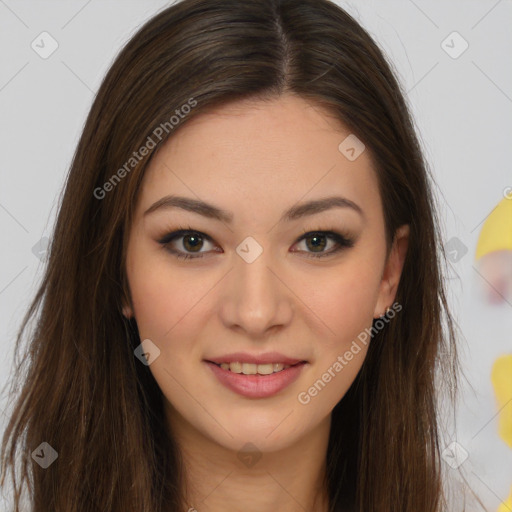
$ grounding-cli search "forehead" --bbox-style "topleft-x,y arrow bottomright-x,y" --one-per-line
136,94 -> 382,226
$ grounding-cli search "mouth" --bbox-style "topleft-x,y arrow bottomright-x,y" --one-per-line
203,359 -> 308,398
206,360 -> 306,375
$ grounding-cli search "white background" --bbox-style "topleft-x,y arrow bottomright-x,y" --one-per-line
1,1 -> 511,510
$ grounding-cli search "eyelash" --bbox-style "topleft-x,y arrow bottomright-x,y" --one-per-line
157,225 -> 355,261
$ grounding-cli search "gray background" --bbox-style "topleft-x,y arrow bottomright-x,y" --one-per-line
1,1 -> 511,510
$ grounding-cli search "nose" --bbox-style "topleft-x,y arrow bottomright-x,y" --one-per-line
218,248 -> 294,339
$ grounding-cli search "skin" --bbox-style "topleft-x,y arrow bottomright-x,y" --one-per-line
123,94 -> 409,512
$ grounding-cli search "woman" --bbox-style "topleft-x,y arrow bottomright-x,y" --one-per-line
0,0 -> 460,510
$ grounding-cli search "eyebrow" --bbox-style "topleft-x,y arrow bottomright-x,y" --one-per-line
143,194 -> 364,223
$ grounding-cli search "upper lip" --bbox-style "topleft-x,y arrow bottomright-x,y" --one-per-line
205,352 -> 307,366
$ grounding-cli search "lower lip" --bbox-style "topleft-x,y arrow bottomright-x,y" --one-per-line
204,361 -> 307,398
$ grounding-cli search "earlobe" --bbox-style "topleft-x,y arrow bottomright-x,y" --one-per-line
122,303 -> 133,319
121,283 -> 134,319
373,224 -> 410,318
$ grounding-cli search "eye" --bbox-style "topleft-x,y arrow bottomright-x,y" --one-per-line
291,230 -> 355,258
157,227 -> 218,260
157,226 -> 355,260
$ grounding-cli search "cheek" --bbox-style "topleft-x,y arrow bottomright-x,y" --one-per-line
293,266 -> 378,412
127,249 -> 209,347
128,258 -> 211,400
302,257 -> 383,346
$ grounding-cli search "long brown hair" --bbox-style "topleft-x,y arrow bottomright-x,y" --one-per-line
1,0 -> 459,510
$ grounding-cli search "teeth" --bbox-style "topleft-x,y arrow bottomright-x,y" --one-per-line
218,362 -> 292,375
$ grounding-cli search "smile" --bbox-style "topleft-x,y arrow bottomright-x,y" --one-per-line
216,362 -> 292,375
205,361 -> 307,398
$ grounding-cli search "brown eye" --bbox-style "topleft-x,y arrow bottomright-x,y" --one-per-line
181,233 -> 204,252
292,231 -> 354,258
304,233 -> 328,252
158,229 -> 217,260
158,228 -> 354,261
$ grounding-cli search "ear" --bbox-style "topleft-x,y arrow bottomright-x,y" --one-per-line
122,304 -> 134,319
121,279 -> 134,319
121,292 -> 134,319
373,224 -> 410,318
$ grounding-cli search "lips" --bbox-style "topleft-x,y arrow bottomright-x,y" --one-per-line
205,360 -> 307,398
205,351 -> 306,366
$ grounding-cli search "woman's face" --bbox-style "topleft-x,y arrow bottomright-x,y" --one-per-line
124,94 -> 408,453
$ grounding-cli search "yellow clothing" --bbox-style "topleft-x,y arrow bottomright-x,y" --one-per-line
497,488 -> 512,512
476,197 -> 512,259
492,356 -> 512,512
492,355 -> 512,448
478,198 -> 512,512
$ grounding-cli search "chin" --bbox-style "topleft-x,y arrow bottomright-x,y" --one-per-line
213,428 -> 302,455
